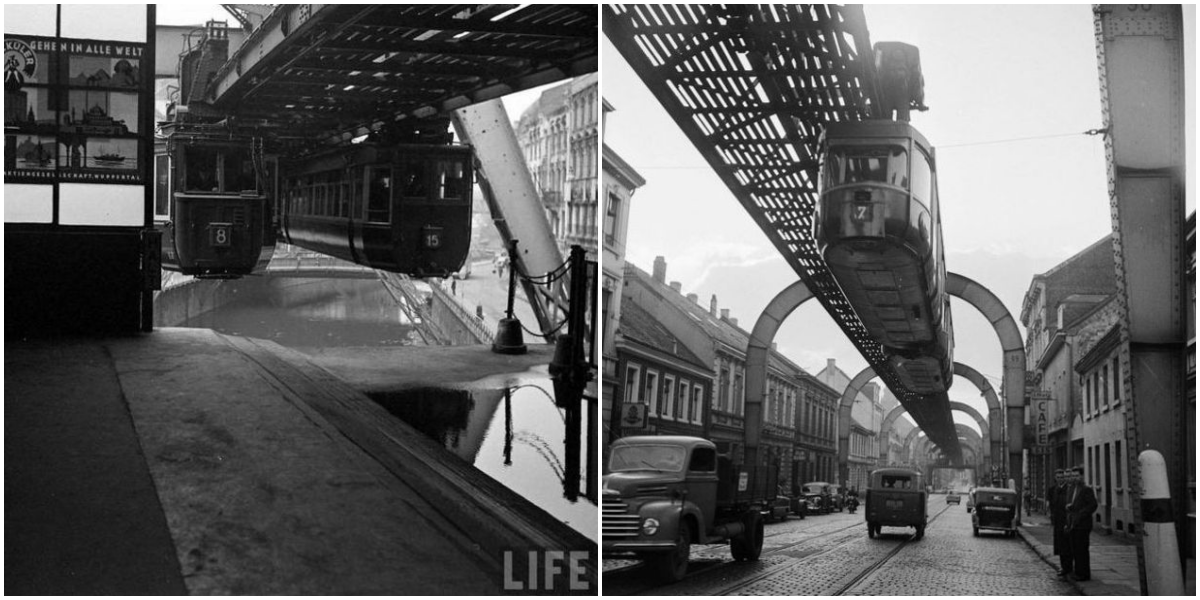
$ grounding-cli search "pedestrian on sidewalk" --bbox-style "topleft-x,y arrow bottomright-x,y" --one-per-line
1065,466 -> 1098,582
1047,468 -> 1073,578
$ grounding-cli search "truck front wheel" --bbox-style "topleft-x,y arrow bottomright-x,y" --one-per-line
648,522 -> 691,583
730,511 -> 764,561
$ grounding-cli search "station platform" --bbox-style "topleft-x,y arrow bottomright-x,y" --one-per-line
1017,511 -> 1195,596
5,328 -> 594,594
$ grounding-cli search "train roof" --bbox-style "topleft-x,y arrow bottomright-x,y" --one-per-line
823,119 -> 932,151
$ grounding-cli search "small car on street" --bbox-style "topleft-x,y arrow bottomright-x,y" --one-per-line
945,490 -> 961,505
865,468 -> 927,539
972,487 -> 1019,537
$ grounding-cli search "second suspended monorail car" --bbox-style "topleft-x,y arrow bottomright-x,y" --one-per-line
279,142 -> 473,277
814,119 -> 953,394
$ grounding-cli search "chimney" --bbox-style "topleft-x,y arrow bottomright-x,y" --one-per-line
669,281 -> 681,292
686,293 -> 698,304
710,295 -> 718,317
827,358 -> 836,372
771,342 -> 778,352
730,317 -> 738,328
720,308 -> 730,320
652,256 -> 667,284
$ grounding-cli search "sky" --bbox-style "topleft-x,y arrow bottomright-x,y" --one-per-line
603,4 -> 1196,436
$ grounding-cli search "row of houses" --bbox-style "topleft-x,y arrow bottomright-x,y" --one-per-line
610,256 -> 917,494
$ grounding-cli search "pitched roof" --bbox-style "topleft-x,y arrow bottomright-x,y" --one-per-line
618,299 -> 708,372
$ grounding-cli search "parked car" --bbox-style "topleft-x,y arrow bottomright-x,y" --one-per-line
789,494 -> 808,519
802,482 -> 838,513
763,494 -> 791,523
972,487 -> 1019,537
804,492 -> 829,514
946,491 -> 962,505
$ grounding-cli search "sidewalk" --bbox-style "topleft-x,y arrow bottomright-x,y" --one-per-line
1016,511 -> 1195,596
5,329 -> 592,594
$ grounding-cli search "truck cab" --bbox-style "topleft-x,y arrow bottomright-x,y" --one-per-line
602,436 -> 767,582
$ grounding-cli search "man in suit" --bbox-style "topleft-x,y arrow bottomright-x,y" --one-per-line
1065,466 -> 1098,581
1046,468 -> 1072,577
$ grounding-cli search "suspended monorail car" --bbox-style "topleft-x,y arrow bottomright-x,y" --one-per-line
279,142 -> 473,277
814,119 -> 953,394
153,122 -> 274,278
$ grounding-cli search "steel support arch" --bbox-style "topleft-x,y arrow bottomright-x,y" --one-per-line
946,272 -> 1026,507
743,280 -> 814,466
881,399 -> 991,466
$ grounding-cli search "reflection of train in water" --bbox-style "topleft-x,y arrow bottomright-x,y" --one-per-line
279,142 -> 473,277
814,120 -> 953,394
153,122 -> 274,278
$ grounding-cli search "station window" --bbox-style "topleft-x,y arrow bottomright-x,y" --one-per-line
691,384 -> 703,425
154,154 -> 170,217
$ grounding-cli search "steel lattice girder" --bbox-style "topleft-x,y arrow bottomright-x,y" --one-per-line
605,4 -> 961,456
208,4 -> 597,144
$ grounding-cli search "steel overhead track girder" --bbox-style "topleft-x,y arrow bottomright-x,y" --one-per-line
605,5 -> 958,441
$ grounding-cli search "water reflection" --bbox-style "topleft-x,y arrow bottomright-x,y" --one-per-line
373,381 -> 597,542
181,277 -> 594,540
181,279 -> 420,347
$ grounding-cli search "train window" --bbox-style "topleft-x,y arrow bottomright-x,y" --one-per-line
183,145 -> 220,192
351,166 -> 365,219
154,154 -> 170,217
223,147 -> 258,193
828,146 -> 908,187
398,160 -> 425,198
436,159 -> 465,200
367,167 -> 392,223
911,148 -> 932,201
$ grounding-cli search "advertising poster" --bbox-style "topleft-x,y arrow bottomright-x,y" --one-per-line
5,35 -> 145,183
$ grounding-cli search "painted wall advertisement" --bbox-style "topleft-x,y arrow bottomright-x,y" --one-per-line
5,35 -> 145,183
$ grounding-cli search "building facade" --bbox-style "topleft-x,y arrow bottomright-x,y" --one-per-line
599,100 -> 645,458
614,300 -> 710,440
1019,235 -> 1118,510
1074,324 -> 1132,535
791,373 -> 840,490
611,256 -> 831,493
513,74 -> 599,260
815,358 -> 884,488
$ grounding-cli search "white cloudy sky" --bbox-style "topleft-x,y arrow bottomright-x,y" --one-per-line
603,4 -> 1196,435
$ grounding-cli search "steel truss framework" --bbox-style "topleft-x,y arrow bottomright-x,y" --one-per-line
605,4 -> 960,454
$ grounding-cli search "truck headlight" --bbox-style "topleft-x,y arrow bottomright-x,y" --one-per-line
642,518 -> 660,536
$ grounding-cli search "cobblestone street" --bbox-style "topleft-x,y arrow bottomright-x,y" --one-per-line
603,497 -> 1078,595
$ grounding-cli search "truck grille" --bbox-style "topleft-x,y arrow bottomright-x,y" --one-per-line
603,497 -> 639,539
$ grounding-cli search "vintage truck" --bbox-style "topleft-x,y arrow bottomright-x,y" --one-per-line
601,435 -> 777,582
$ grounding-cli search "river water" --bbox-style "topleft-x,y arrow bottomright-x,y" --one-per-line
179,277 -> 596,541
